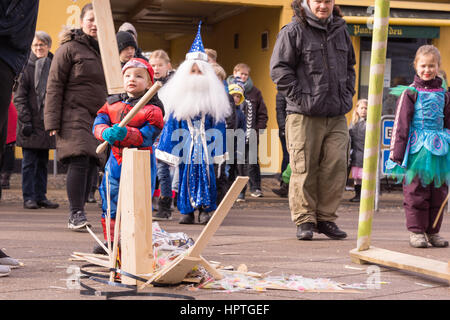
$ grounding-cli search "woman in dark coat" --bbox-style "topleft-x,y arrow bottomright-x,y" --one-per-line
44,3 -> 107,231
14,31 -> 59,210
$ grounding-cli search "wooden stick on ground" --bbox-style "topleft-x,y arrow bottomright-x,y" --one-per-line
109,170 -> 124,282
105,172 -> 112,255
86,225 -> 110,256
432,191 -> 450,229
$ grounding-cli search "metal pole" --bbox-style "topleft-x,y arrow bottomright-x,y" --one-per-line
53,149 -> 57,176
356,0 -> 391,251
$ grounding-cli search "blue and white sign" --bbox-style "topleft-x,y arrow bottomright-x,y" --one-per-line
381,149 -> 390,175
382,118 -> 394,147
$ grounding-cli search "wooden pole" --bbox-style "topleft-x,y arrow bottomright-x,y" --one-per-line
356,0 -> 391,251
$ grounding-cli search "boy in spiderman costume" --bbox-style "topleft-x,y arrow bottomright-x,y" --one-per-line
92,58 -> 164,252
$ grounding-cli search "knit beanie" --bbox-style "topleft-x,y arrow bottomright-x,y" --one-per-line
118,22 -> 138,41
116,31 -> 137,53
228,83 -> 245,105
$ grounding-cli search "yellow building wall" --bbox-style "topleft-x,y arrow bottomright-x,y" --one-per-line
36,0 -> 91,49
137,32 -> 170,54
433,27 -> 450,79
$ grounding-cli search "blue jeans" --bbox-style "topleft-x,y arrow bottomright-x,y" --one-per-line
21,148 -> 49,202
157,160 -> 172,197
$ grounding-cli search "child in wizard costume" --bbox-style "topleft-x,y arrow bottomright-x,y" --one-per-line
386,45 -> 450,248
155,22 -> 231,225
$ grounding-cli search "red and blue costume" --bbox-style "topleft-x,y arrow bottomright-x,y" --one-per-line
93,93 -> 163,239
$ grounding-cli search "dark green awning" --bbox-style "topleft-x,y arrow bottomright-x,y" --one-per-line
347,24 -> 440,38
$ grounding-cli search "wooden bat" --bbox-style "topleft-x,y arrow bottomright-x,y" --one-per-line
96,81 -> 163,154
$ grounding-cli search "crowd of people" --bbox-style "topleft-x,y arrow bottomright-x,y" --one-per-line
1,0 -> 449,278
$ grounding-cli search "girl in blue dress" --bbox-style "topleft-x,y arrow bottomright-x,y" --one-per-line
387,45 -> 450,248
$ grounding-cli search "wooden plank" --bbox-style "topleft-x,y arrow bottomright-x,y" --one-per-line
141,255 -> 200,286
71,254 -> 110,268
92,0 -> 124,94
199,256 -> 223,280
86,225 -> 111,256
189,176 -> 249,257
72,252 -> 109,260
350,247 -> 450,282
120,148 -> 154,286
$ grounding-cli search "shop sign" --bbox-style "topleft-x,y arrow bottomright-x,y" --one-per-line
347,24 -> 440,39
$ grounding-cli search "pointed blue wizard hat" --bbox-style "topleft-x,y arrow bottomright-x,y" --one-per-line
185,21 -> 208,62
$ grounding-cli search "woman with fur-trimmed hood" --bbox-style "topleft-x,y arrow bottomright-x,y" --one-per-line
44,3 -> 107,231
270,0 -> 356,241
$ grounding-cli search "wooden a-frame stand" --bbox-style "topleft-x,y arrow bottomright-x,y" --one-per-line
139,176 -> 249,289
73,149 -> 154,286
74,147 -> 249,288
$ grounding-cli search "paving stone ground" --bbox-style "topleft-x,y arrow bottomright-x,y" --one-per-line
0,174 -> 448,307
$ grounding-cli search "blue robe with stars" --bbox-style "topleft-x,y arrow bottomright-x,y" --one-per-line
156,112 -> 227,214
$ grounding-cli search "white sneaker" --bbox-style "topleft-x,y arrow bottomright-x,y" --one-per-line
0,257 -> 22,269
250,189 -> 263,197
236,193 -> 245,202
409,232 -> 428,248
426,233 -> 449,247
68,211 -> 91,231
0,265 -> 11,277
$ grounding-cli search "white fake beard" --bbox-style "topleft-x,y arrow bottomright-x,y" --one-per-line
159,59 -> 231,122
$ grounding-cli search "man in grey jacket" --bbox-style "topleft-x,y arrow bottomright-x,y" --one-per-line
270,0 -> 356,240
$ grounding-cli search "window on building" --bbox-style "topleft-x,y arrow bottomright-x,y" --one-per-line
234,33 -> 239,49
261,31 -> 269,51
359,37 -> 432,116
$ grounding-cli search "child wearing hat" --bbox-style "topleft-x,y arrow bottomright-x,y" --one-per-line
227,63 -> 268,198
116,31 -> 138,67
92,58 -> 164,253
156,23 -> 231,225
227,81 -> 247,200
